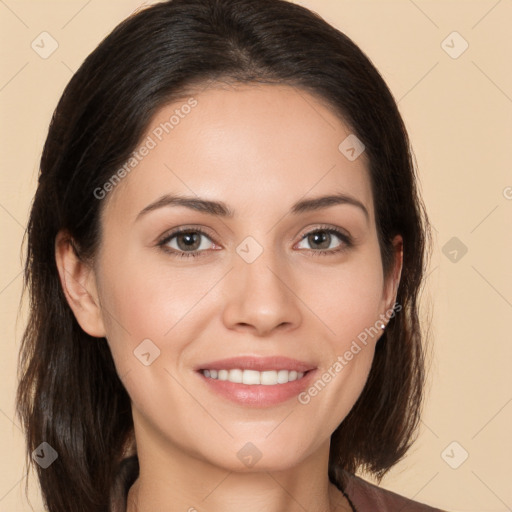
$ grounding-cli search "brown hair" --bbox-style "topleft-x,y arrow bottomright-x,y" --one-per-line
17,0 -> 432,510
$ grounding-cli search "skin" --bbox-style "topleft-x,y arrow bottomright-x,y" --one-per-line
55,83 -> 402,512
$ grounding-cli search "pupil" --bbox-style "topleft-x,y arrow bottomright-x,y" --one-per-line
178,232 -> 200,250
310,231 -> 330,249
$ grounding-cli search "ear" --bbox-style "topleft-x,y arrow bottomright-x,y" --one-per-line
55,230 -> 106,338
382,234 -> 403,316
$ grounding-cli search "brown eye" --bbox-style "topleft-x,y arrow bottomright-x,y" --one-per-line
306,230 -> 333,250
296,228 -> 352,255
158,228 -> 216,258
175,231 -> 202,251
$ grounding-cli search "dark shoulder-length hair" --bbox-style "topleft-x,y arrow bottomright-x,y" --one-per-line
17,0 -> 432,510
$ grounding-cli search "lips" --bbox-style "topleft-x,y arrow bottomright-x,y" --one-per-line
193,356 -> 319,407
194,355 -> 317,373
196,366 -> 318,407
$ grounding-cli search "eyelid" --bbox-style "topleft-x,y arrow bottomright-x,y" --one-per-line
295,223 -> 351,242
157,224 -> 219,244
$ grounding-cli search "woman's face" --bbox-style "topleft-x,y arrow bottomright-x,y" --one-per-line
85,83 -> 402,472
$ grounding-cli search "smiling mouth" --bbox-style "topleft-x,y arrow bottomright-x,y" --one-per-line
199,368 -> 310,385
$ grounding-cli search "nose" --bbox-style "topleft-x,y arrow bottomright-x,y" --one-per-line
221,247 -> 302,337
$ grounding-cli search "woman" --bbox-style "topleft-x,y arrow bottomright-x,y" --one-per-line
17,0 -> 443,510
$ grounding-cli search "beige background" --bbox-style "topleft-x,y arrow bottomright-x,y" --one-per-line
1,1 -> 511,511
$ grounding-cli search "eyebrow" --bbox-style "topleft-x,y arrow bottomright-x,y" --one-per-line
135,192 -> 369,223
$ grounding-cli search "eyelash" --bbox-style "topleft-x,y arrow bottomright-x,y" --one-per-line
157,225 -> 353,259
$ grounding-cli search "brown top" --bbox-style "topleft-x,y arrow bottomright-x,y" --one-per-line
114,456 -> 446,512
331,465 -> 445,512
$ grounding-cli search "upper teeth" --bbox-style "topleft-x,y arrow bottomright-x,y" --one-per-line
202,369 -> 305,385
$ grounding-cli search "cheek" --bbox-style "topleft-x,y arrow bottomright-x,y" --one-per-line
294,248 -> 384,417
300,248 -> 385,346
96,251 -> 223,372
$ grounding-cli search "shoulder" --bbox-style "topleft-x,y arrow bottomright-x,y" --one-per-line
342,472 -> 447,512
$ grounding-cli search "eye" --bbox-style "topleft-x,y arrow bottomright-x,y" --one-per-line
157,225 -> 353,259
157,228 -> 217,258
295,227 -> 352,255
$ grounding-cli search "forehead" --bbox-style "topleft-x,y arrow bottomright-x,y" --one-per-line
101,83 -> 374,224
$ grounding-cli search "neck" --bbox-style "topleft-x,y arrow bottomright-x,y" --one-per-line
125,422 -> 352,512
